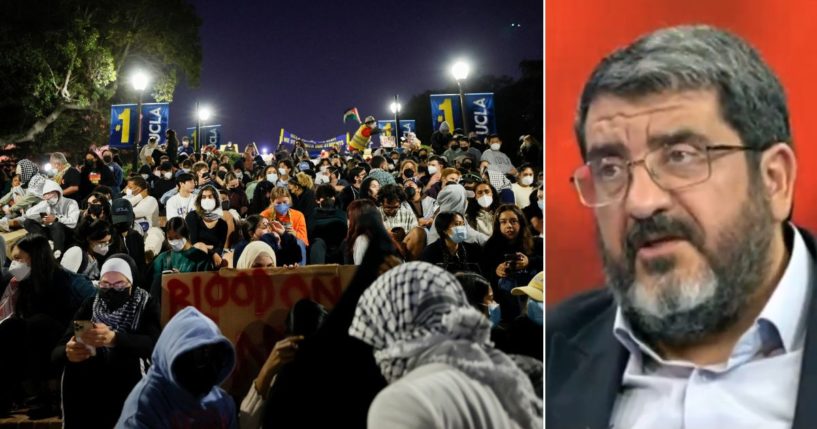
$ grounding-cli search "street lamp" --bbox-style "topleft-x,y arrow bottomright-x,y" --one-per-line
390,97 -> 402,146
195,104 -> 213,153
450,60 -> 470,135
130,70 -> 150,170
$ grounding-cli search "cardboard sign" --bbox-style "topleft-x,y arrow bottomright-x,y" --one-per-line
161,264 -> 357,397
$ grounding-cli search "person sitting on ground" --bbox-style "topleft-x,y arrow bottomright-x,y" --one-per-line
22,179 -> 80,257
420,211 -> 483,275
54,255 -> 161,429
185,185 -> 228,268
0,159 -> 47,232
466,182 -> 500,237
117,306 -> 237,428
403,177 -> 436,228
307,184 -> 348,264
111,198 -> 148,275
339,166 -> 367,211
480,134 -> 518,177
378,184 -> 418,234
150,217 -> 215,300
150,161 -> 177,211
0,174 -> 24,213
231,215 -> 302,268
224,172 -> 250,217
235,241 -> 278,269
60,219 -> 116,281
78,151 -> 116,203
349,261 -> 542,429
164,173 -> 196,221
260,187 -> 309,260
0,234 -> 95,418
287,172 -> 316,223
511,163 -> 537,209
240,299 -> 328,429
359,177 -> 381,203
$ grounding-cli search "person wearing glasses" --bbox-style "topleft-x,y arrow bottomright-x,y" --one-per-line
56,255 -> 160,429
547,26 -> 809,429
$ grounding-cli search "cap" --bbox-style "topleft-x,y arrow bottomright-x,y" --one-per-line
111,198 -> 135,226
364,115 -> 376,124
511,271 -> 543,302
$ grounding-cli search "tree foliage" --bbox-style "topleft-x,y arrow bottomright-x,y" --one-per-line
0,0 -> 201,157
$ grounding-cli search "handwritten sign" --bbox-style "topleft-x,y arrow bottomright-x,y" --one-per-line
161,265 -> 357,397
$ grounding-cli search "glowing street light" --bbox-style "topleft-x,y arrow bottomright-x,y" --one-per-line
450,60 -> 471,134
389,102 -> 401,114
390,96 -> 402,144
197,106 -> 213,122
195,104 -> 214,152
130,69 -> 151,170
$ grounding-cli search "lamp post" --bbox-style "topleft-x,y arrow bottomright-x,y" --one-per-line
196,104 -> 212,153
130,70 -> 150,170
390,97 -> 402,147
451,60 -> 470,135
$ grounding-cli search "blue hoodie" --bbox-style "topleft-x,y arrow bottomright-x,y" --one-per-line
116,307 -> 237,429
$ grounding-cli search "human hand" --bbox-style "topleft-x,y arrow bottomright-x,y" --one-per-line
379,255 -> 402,276
496,262 -> 509,278
270,220 -> 285,235
265,336 -> 304,374
193,242 -> 210,253
65,336 -> 92,363
43,214 -> 57,224
418,218 -> 433,228
283,263 -> 299,269
515,253 -> 529,270
83,323 -> 116,348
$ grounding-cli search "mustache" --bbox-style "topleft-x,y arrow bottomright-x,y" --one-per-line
625,214 -> 704,260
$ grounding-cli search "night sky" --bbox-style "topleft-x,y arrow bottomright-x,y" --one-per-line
169,0 -> 543,152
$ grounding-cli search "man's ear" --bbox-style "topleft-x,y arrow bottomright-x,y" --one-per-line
759,143 -> 797,223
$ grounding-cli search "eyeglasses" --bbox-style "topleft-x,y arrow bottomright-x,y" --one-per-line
570,141 -> 766,208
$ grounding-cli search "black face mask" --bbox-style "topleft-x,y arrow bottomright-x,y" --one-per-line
103,156 -> 113,164
405,187 -> 417,199
85,159 -> 94,167
99,288 -> 131,310
462,161 -> 473,171
221,200 -> 230,211
87,204 -> 103,217
403,169 -> 414,178
217,171 -> 227,180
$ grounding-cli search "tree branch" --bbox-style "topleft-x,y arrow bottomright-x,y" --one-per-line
0,102 -> 95,145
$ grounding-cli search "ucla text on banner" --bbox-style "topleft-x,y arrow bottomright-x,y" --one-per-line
464,93 -> 496,135
278,129 -> 348,157
140,103 -> 170,145
161,265 -> 356,398
430,94 -> 464,132
429,93 -> 496,135
108,104 -> 138,148
186,125 -> 222,148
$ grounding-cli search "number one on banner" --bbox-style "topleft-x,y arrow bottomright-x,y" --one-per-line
116,108 -> 131,144
437,98 -> 455,130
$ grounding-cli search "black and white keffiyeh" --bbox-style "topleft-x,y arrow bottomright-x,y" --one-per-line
17,159 -> 39,187
486,169 -> 512,192
348,261 -> 542,429
92,286 -> 150,332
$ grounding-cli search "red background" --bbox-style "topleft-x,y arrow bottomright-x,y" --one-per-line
546,0 -> 817,304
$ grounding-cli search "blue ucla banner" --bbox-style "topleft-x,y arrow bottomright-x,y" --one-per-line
430,94 -> 463,133
463,93 -> 496,135
108,104 -> 138,148
430,93 -> 496,135
186,125 -> 222,149
278,129 -> 348,157
140,103 -> 170,145
377,120 -> 416,137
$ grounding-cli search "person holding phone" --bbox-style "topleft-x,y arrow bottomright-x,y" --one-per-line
150,217 -> 214,301
479,204 -> 543,324
54,255 -> 160,429
185,185 -> 228,267
260,187 -> 309,263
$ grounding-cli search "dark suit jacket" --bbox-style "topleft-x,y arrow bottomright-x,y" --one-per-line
546,227 -> 817,429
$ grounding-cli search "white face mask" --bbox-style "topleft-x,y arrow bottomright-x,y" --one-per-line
235,172 -> 243,180
163,172 -> 173,180
141,174 -> 149,180
267,173 -> 278,183
477,195 -> 493,208
125,188 -> 133,197
538,200 -> 543,210
490,143 -> 501,151
201,198 -> 217,211
278,167 -> 288,176
427,165 -> 439,175
46,196 -> 59,206
92,243 -> 109,256
520,176 -> 534,186
9,260 -> 31,281
169,238 -> 187,252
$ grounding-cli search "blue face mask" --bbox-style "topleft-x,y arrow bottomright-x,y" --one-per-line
537,200 -> 543,210
527,299 -> 543,326
449,225 -> 468,244
274,202 -> 289,215
488,301 -> 501,326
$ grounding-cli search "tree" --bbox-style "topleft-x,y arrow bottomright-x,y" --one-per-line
0,0 -> 201,159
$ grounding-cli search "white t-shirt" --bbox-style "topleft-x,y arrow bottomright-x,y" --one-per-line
128,194 -> 159,233
165,193 -> 194,220
353,235 -> 369,265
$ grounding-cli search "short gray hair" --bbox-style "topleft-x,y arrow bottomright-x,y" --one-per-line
50,152 -> 68,164
575,25 -> 790,160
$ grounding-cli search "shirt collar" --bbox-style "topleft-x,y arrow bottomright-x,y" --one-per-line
613,224 -> 813,362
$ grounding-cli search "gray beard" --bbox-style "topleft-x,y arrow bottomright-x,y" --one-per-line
600,194 -> 775,348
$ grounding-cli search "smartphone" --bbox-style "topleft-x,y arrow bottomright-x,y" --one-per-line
504,253 -> 519,268
73,320 -> 97,356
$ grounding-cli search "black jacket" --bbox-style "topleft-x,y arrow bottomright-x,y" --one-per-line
546,227 -> 817,429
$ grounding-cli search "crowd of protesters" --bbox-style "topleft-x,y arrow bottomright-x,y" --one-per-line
0,124 -> 543,427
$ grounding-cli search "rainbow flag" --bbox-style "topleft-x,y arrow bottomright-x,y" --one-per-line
343,107 -> 361,124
